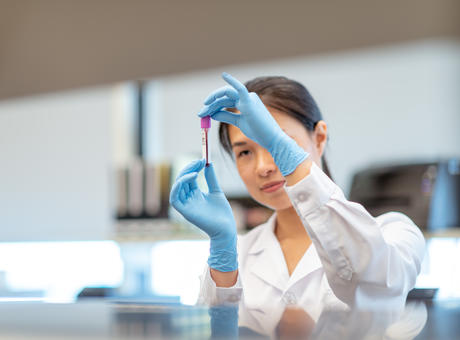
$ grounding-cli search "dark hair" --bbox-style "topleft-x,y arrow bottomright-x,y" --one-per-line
218,76 -> 333,180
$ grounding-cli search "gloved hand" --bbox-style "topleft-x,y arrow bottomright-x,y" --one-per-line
198,72 -> 308,177
169,159 -> 237,272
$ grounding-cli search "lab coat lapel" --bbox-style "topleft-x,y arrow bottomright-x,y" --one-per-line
247,214 -> 289,292
287,243 -> 323,290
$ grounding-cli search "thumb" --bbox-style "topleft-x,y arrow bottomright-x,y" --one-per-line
204,163 -> 222,193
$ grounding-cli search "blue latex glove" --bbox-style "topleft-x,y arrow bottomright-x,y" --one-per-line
209,306 -> 239,339
198,72 -> 308,177
169,159 -> 237,272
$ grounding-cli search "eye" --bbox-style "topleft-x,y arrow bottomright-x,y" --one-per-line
237,150 -> 251,158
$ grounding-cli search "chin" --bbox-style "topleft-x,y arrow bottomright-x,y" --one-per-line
252,192 -> 292,211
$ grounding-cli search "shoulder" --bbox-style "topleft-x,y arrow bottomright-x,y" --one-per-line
375,211 -> 417,227
375,211 -> 425,252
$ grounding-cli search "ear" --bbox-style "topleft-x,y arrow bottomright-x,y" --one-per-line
313,120 -> 327,157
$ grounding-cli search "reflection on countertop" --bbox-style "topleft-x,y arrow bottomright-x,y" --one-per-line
0,298 -> 459,339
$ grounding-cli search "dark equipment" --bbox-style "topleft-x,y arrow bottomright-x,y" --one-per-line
349,159 -> 460,231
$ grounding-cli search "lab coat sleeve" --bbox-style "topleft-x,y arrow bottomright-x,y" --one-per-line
197,266 -> 243,306
284,163 -> 426,307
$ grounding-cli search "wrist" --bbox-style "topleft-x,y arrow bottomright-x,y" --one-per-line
285,158 -> 313,186
210,268 -> 238,287
268,133 -> 309,177
208,233 -> 238,272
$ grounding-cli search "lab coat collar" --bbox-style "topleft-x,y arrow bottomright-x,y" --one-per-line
248,213 -> 278,255
247,213 -> 289,291
287,243 -> 323,290
247,212 -> 323,292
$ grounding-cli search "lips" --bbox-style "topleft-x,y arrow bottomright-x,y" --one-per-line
260,180 -> 286,193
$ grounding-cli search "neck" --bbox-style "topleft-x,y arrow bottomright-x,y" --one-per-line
274,206 -> 309,241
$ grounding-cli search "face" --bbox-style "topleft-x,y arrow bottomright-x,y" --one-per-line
228,107 -> 327,211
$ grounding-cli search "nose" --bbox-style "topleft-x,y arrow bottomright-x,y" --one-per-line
256,148 -> 277,177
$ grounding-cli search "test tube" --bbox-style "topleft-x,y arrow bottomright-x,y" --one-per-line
201,116 -> 211,166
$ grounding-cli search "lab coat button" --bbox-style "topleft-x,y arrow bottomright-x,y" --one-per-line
228,294 -> 240,303
297,192 -> 307,202
283,291 -> 297,305
338,268 -> 352,281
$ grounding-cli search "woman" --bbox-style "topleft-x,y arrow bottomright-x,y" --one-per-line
169,72 -> 425,332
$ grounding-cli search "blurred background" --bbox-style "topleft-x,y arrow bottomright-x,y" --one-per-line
0,0 -> 459,309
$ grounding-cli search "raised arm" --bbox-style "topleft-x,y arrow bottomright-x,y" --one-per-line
284,163 -> 426,307
169,159 -> 238,287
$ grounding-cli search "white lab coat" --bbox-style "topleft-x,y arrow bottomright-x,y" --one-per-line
198,163 -> 425,335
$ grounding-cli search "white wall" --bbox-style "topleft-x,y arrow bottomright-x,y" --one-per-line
0,87 -> 114,241
1,38 -> 459,241
154,39 -> 460,196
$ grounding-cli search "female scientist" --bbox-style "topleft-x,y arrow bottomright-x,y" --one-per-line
169,73 -> 425,328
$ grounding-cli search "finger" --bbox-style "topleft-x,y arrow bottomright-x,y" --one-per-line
184,176 -> 198,194
211,110 -> 240,126
222,72 -> 248,98
204,163 -> 222,193
178,172 -> 198,191
189,175 -> 199,191
183,180 -> 190,196
169,180 -> 183,205
203,86 -> 239,105
180,172 -> 198,199
178,172 -> 199,199
176,159 -> 206,180
178,172 -> 198,187
198,97 -> 236,118
179,188 -> 186,202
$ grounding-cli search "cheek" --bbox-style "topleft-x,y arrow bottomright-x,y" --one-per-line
236,161 -> 254,185
295,135 -> 317,157
296,135 -> 312,151
235,159 -> 262,196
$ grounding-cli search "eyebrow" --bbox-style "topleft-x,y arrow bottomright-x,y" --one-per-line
231,141 -> 247,148
231,132 -> 294,148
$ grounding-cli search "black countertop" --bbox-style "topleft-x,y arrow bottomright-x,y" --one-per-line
0,298 -> 459,339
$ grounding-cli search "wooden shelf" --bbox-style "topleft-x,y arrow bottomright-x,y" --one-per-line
112,219 -> 460,242
423,228 -> 460,239
112,218 -> 207,242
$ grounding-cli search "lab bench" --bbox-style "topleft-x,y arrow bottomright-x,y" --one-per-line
0,299 -> 459,339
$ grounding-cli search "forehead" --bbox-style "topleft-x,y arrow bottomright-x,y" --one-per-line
227,107 -> 309,144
